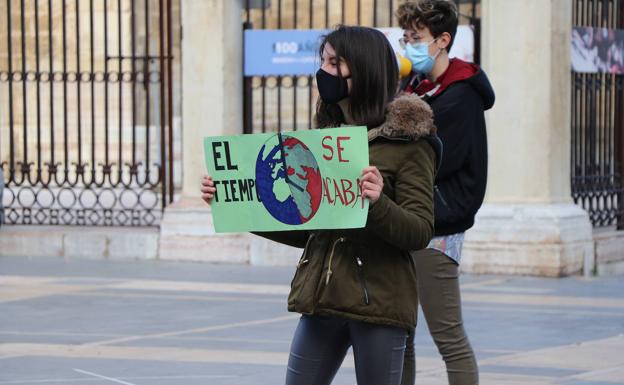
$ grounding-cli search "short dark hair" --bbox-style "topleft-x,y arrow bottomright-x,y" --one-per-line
315,25 -> 398,129
396,0 -> 459,51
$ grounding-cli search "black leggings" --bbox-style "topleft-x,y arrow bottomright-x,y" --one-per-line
285,315 -> 407,385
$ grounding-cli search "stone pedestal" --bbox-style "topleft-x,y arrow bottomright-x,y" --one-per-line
159,0 -> 248,263
159,198 -> 249,263
462,204 -> 594,277
0,225 -> 159,260
158,198 -> 301,265
593,229 -> 624,276
250,236 -> 300,267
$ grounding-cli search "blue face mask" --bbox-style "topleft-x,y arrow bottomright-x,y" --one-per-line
404,39 -> 439,74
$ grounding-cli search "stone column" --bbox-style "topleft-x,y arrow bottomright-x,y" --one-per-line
159,0 -> 249,263
462,0 -> 594,276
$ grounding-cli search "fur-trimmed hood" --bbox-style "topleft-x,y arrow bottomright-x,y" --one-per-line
367,93 -> 442,173
367,93 -> 436,142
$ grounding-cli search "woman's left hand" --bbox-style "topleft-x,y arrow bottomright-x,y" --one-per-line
360,166 -> 384,204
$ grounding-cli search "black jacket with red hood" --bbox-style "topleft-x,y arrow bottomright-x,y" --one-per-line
402,58 -> 495,236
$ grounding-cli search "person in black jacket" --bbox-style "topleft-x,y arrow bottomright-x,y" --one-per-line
396,1 -> 495,385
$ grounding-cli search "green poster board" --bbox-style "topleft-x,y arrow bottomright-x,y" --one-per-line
204,126 -> 370,233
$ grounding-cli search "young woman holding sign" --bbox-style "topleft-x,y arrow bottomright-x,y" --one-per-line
201,25 -> 440,385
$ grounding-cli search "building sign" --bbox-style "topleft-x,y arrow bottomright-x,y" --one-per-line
244,26 -> 475,76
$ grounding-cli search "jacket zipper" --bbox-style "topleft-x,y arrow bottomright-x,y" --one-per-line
434,185 -> 450,208
296,233 -> 316,269
355,256 -> 370,305
325,237 -> 345,285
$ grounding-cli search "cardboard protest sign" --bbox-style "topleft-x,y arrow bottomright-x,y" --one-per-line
204,126 -> 369,233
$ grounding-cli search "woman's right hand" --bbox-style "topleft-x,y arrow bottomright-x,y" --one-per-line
201,175 -> 216,205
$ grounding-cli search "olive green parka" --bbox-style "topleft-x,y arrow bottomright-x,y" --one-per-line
256,94 -> 437,330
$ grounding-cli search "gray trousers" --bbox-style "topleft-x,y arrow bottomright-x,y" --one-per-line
401,248 -> 479,385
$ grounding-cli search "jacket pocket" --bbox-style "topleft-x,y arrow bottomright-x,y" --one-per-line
354,256 -> 370,306
316,237 -> 363,312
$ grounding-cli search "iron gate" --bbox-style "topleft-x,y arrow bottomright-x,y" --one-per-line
242,0 -> 481,135
0,0 -> 175,226
571,0 -> 624,228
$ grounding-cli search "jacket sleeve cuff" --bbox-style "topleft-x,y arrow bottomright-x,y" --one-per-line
368,193 -> 390,223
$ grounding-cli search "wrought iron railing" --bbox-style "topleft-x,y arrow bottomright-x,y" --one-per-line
571,0 -> 624,228
0,0 -> 175,226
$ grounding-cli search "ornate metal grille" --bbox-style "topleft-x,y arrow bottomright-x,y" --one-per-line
0,0 -> 175,226
571,0 -> 624,228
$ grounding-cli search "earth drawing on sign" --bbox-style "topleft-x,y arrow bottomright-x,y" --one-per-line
255,134 -> 322,225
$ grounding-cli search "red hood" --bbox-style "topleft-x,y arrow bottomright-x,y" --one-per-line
410,58 -> 479,98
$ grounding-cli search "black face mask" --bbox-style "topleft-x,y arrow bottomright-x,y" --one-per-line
316,68 -> 350,104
